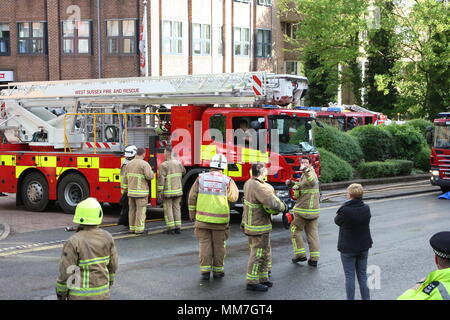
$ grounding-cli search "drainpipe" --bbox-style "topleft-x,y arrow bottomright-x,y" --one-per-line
97,0 -> 102,78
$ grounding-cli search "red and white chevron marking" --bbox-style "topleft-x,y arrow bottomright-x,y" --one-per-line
251,75 -> 264,97
84,142 -> 119,149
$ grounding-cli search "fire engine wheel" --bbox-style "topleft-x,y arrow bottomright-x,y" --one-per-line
21,172 -> 50,212
58,174 -> 90,215
441,187 -> 450,194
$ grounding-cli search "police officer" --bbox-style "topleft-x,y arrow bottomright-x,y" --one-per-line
158,146 -> 186,234
56,198 -> 118,300
188,153 -> 239,280
286,157 -> 321,267
123,147 -> 154,234
242,163 -> 288,292
398,231 -> 450,300
118,145 -> 137,227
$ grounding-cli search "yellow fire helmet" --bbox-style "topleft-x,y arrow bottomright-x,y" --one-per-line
73,197 -> 103,225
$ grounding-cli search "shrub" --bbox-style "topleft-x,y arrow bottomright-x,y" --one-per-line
381,124 -> 426,161
317,148 -> 353,183
348,125 -> 393,162
414,145 -> 431,171
357,160 -> 414,179
406,119 -> 434,137
311,123 -> 363,166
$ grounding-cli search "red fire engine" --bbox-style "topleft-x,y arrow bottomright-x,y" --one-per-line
0,72 -> 319,215
295,105 -> 388,131
429,112 -> 450,193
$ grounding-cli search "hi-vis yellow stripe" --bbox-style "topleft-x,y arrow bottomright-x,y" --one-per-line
241,148 -> 269,163
36,156 -> 57,168
99,169 -> 121,183
151,176 -> 157,198
201,145 -> 217,160
0,155 -> 16,166
77,157 -> 100,169
15,166 -> 29,178
224,163 -> 243,177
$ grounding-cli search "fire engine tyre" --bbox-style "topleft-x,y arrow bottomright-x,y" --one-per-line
58,174 -> 90,215
21,172 -> 50,212
441,187 -> 450,194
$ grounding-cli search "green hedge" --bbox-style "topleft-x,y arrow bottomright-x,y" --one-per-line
348,125 -> 393,162
318,148 -> 354,183
312,123 -> 363,166
406,119 -> 434,137
381,124 -> 426,161
357,160 -> 414,179
414,145 -> 431,171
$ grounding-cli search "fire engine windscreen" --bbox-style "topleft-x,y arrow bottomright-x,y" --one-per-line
270,116 -> 315,155
435,125 -> 450,149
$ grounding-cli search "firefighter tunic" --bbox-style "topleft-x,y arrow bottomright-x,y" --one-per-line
188,170 -> 239,275
123,158 -> 154,233
157,159 -> 186,230
242,177 -> 286,284
56,226 -> 118,300
289,166 -> 321,262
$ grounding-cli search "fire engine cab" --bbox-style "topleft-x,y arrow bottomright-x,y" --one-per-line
0,72 -> 319,215
429,112 -> 450,193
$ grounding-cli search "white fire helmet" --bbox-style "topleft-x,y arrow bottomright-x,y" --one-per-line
210,153 -> 228,170
124,145 -> 138,159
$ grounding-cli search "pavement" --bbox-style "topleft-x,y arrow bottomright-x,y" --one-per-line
0,190 -> 449,300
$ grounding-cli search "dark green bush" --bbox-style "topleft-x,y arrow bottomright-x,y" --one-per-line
414,145 -> 431,171
311,123 -> 363,166
348,125 -> 393,162
317,148 -> 353,183
357,160 -> 414,179
381,124 -> 426,161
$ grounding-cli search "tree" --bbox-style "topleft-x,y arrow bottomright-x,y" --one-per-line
375,0 -> 450,119
279,0 -> 370,105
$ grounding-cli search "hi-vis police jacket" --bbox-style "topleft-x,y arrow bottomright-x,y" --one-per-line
56,226 -> 118,300
188,170 -> 239,230
242,177 -> 287,236
123,158 -> 154,198
157,159 -> 186,198
289,167 -> 320,219
398,268 -> 450,300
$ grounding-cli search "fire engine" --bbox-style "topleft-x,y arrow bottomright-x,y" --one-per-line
429,112 -> 450,193
0,72 -> 319,216
295,105 -> 388,131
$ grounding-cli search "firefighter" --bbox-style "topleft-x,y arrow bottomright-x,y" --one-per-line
398,231 -> 450,300
188,153 -> 239,280
242,163 -> 288,292
158,146 -> 186,234
286,157 -> 321,267
56,198 -> 118,300
122,147 -> 154,234
117,145 -> 137,227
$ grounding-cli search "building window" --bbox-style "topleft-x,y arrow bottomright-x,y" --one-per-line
256,29 -> 271,58
234,27 -> 250,56
62,21 -> 92,55
18,22 -> 46,54
0,24 -> 10,55
285,61 -> 299,75
192,23 -> 211,55
283,22 -> 299,39
162,21 -> 183,54
106,20 -> 137,55
234,0 -> 250,3
257,0 -> 272,6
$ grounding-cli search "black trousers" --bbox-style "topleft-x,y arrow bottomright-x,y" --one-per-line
118,192 -> 129,226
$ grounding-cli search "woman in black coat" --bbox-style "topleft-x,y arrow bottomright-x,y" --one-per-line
335,183 -> 373,300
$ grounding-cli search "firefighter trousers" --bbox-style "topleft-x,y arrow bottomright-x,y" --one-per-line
246,233 -> 271,284
195,227 -> 230,275
163,197 -> 182,230
290,215 -> 320,261
128,197 -> 148,234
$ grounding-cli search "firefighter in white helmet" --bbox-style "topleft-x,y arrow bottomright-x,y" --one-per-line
188,153 -> 239,280
118,145 -> 137,226
56,198 -> 118,300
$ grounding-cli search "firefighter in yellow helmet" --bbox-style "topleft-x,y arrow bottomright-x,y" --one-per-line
122,147 -> 155,234
188,153 -> 239,280
158,146 -> 186,234
398,231 -> 450,300
56,198 -> 118,300
242,163 -> 288,292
